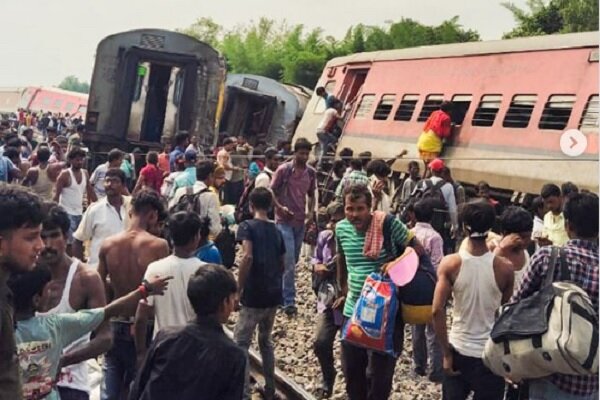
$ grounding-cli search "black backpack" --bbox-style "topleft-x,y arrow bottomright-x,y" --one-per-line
214,219 -> 236,269
235,170 -> 273,223
169,186 -> 211,215
401,179 -> 448,234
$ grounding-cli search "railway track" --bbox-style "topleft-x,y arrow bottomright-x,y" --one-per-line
223,327 -> 316,400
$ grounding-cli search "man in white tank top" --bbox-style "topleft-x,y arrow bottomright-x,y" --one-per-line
432,200 -> 514,400
54,148 -> 97,255
23,146 -> 64,201
38,205 -> 111,400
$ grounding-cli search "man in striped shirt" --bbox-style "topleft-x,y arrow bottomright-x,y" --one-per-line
335,158 -> 370,202
335,184 -> 413,400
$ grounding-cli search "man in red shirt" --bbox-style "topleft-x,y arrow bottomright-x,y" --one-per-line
134,151 -> 164,194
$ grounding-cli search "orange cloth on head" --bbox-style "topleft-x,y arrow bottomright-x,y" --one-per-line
363,211 -> 387,259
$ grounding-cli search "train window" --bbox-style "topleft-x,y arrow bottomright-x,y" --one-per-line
65,102 -> 74,112
355,94 -> 376,119
42,97 -> 51,107
313,80 -> 336,114
451,94 -> 472,125
538,95 -> 576,130
503,94 -> 537,128
394,94 -> 419,121
373,95 -> 396,120
578,95 -> 599,133
417,94 -> 444,122
54,99 -> 62,108
472,95 -> 502,127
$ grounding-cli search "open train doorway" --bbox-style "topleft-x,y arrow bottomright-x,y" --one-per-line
128,62 -> 182,144
220,85 -> 277,145
141,64 -> 172,142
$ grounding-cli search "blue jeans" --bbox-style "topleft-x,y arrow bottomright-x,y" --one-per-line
101,322 -> 136,400
67,214 -> 82,244
412,323 -> 442,378
101,322 -> 152,400
529,378 -> 598,400
316,131 -> 337,168
234,307 -> 277,400
276,223 -> 305,307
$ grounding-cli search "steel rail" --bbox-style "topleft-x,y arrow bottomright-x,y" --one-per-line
223,326 -> 316,400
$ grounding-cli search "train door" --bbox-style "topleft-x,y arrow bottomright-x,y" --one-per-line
127,62 -> 150,142
140,64 -> 180,143
338,67 -> 370,108
121,50 -> 198,146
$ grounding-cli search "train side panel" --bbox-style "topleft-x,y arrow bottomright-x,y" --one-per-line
294,33 -> 599,194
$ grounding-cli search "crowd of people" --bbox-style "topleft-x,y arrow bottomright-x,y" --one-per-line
0,110 -> 597,400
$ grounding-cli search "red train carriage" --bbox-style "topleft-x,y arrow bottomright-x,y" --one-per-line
294,32 -> 599,197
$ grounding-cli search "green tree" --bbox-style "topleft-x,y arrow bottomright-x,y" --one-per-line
502,0 -> 598,38
57,76 -> 90,93
179,17 -> 222,47
181,16 -> 480,87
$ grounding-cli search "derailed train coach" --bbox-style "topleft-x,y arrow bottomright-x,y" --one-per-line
295,31 -> 599,199
84,29 -> 224,154
220,74 -> 311,146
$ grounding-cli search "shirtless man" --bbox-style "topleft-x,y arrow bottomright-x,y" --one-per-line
23,146 -> 64,201
97,189 -> 169,400
54,148 -> 97,255
38,205 -> 111,400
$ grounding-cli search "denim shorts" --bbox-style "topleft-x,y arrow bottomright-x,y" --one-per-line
67,214 -> 82,244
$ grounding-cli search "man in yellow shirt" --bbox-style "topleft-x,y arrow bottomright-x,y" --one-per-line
540,183 -> 569,246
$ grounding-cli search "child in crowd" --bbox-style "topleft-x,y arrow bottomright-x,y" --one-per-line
409,198 -> 444,383
311,202 -> 345,398
234,187 -> 286,400
9,266 -> 169,400
195,216 -> 223,264
248,148 -> 264,180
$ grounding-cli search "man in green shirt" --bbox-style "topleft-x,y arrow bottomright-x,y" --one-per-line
335,184 -> 414,400
0,185 -> 45,400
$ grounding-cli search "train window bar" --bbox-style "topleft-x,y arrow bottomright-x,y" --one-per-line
538,95 -> 576,130
502,94 -> 537,128
373,94 -> 396,120
394,94 -> 419,122
472,95 -> 502,127
355,94 -> 376,119
579,95 -> 599,134
451,94 -> 473,125
417,94 -> 444,122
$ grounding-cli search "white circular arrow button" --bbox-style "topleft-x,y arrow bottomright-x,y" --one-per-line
560,129 -> 587,157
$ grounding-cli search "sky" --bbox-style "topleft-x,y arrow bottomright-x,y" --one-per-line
0,0 -> 527,87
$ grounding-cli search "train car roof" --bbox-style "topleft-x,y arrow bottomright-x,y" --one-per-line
326,31 -> 599,67
99,28 -> 216,50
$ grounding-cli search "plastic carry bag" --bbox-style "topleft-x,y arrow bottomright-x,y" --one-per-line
342,272 -> 399,357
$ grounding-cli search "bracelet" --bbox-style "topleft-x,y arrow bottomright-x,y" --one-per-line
142,279 -> 152,294
138,284 -> 148,299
